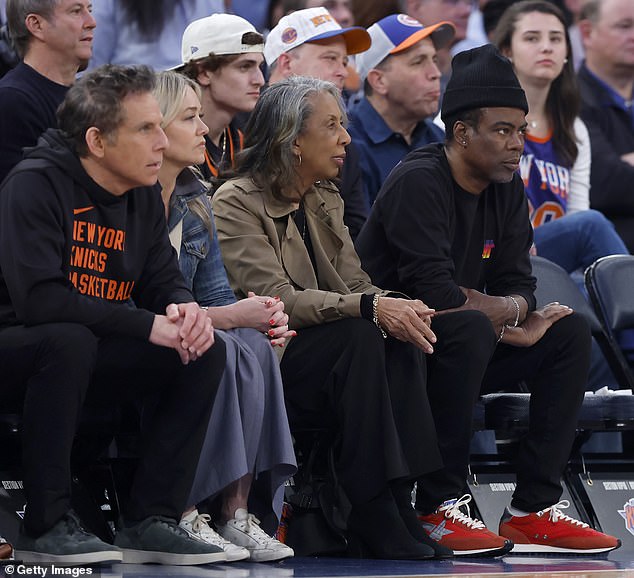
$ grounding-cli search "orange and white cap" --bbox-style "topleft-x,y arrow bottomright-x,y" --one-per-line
356,14 -> 455,81
264,7 -> 371,66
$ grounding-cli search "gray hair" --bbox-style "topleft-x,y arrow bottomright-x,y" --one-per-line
6,0 -> 58,58
235,75 -> 345,200
57,64 -> 156,157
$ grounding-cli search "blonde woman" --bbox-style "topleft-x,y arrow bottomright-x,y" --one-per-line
153,71 -> 296,562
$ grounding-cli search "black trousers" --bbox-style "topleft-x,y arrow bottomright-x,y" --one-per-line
280,318 -> 442,506
416,310 -> 590,514
0,323 -> 225,537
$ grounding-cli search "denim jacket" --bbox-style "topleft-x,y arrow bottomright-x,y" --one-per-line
168,169 -> 236,307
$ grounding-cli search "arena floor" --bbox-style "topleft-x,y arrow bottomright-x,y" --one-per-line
91,546 -> 634,578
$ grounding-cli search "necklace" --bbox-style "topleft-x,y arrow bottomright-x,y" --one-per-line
218,128 -> 228,167
203,126 -> 242,178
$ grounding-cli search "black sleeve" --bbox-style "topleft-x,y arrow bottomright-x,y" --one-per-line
485,178 -> 537,311
0,89 -> 46,184
581,106 -> 634,217
337,141 -> 369,241
0,172 -> 154,338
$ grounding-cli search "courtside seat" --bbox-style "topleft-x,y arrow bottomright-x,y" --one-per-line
585,254 -> 634,390
481,256 -> 634,443
482,390 -> 634,435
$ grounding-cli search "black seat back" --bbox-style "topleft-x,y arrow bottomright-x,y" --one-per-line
532,255 -> 602,333
585,255 -> 634,389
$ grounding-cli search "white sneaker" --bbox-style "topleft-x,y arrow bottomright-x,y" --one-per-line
180,510 -> 249,562
217,508 -> 294,562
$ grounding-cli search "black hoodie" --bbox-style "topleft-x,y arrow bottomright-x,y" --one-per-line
0,129 -> 193,339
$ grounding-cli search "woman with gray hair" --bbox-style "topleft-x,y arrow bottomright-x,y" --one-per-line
211,76 -> 446,560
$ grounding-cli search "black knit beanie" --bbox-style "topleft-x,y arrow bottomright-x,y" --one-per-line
441,44 -> 528,124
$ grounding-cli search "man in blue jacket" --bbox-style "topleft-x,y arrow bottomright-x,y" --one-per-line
348,14 -> 454,206
577,0 -> 634,252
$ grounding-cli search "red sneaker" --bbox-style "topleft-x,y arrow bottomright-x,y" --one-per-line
417,495 -> 513,557
499,501 -> 621,554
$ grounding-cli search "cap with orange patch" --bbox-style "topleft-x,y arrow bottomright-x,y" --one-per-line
264,7 -> 371,66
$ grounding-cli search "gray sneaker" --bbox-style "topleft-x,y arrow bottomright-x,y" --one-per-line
15,510 -> 122,566
114,515 -> 227,565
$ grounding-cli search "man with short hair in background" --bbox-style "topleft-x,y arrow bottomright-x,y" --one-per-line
577,0 -> 634,252
349,14 -> 454,205
0,0 -> 95,183
405,0 -> 473,90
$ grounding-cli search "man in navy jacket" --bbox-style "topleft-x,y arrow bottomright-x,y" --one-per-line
0,0 -> 95,183
577,0 -> 634,252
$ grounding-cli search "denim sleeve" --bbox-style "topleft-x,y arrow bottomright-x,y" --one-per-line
185,204 -> 237,308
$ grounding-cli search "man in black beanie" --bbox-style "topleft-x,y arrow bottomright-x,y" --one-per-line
356,44 -> 620,555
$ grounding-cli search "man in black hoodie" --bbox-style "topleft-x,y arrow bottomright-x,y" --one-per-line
0,65 -> 228,566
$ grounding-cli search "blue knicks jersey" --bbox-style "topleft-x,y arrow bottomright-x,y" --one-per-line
519,132 -> 571,228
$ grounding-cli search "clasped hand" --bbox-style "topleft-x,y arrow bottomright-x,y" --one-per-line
149,302 -> 214,364
239,292 -> 295,346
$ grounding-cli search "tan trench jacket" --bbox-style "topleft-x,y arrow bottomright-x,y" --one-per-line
211,176 -> 389,331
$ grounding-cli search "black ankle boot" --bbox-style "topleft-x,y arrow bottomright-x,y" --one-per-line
347,488 -> 435,560
391,480 -> 453,559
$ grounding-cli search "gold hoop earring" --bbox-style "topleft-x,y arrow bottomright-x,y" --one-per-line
297,154 -> 302,166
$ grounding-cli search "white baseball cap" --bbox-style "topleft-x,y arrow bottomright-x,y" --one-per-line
172,13 -> 264,70
264,7 -> 371,66
356,14 -> 455,81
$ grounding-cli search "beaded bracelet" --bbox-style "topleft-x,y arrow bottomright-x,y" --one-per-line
372,294 -> 387,339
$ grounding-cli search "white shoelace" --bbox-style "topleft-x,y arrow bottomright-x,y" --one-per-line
189,513 -> 232,547
239,513 -> 279,546
438,494 -> 487,530
538,500 -> 589,528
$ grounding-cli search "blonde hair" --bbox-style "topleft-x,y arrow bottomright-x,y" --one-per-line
154,70 -> 202,127
153,71 -> 213,234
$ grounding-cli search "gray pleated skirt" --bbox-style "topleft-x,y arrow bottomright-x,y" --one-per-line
188,327 -> 296,526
